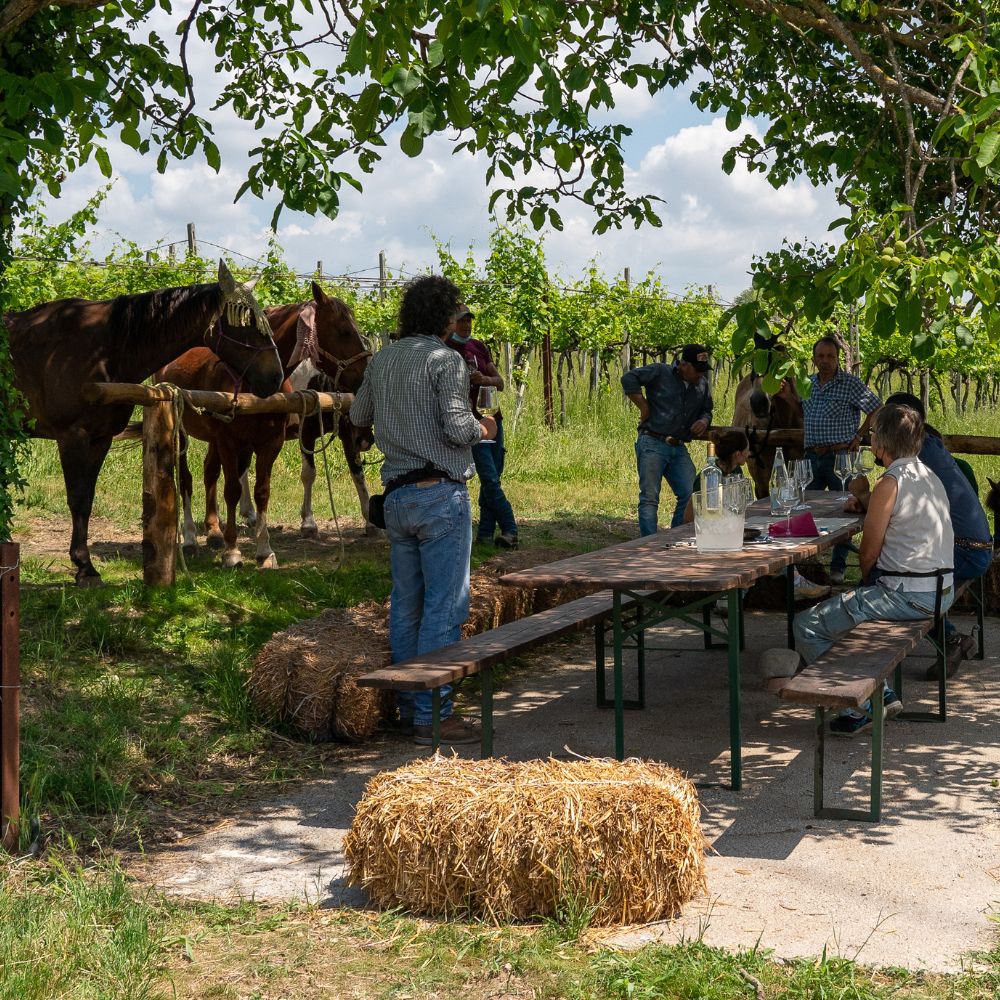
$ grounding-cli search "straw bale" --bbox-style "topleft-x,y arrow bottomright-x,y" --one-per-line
345,755 -> 707,925
249,603 -> 391,741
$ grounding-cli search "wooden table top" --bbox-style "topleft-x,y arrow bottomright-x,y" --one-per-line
501,492 -> 863,592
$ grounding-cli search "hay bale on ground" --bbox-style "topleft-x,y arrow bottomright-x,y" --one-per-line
249,603 -> 390,741
345,755 -> 707,925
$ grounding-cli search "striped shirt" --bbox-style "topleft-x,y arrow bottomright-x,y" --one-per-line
803,370 -> 881,447
349,335 -> 481,485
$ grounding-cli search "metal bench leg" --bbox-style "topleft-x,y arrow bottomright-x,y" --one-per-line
974,574 -> 985,660
432,687 -> 441,752
727,587 -> 742,791
737,587 -> 745,652
481,666 -> 493,757
785,564 -> 796,650
702,602 -> 713,650
613,591 -> 625,761
814,701 -> 883,823
814,709 -> 825,816
595,621 -> 607,707
636,602 -> 646,709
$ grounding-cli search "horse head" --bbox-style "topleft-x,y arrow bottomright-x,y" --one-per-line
211,261 -> 284,397
308,282 -> 373,395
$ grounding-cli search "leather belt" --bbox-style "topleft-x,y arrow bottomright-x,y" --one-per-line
806,442 -> 853,456
641,429 -> 684,446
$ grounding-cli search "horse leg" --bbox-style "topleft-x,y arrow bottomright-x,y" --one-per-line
239,469 -> 257,528
203,443 -> 225,550
299,418 -> 319,539
339,418 -> 377,536
57,431 -> 113,586
178,435 -> 199,557
221,449 -> 247,568
252,437 -> 282,570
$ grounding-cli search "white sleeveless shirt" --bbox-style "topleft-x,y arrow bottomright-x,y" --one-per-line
877,456 -> 954,592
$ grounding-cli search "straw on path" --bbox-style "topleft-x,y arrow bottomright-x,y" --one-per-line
345,755 -> 707,925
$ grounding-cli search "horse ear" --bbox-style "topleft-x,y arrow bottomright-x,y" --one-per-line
242,276 -> 261,292
989,477 -> 998,490
311,280 -> 329,304
218,260 -> 238,298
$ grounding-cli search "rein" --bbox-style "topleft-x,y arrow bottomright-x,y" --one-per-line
208,316 -> 282,401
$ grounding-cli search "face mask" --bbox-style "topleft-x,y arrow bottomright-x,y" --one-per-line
451,332 -> 472,344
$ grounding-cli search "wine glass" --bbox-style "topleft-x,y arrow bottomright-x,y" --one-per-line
855,448 -> 875,478
793,458 -> 813,510
778,481 -> 798,533
833,450 -> 853,500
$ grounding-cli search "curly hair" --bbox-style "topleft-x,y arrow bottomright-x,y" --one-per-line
397,275 -> 462,340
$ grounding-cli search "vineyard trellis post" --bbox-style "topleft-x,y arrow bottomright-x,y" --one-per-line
542,332 -> 555,431
0,542 -> 19,853
621,267 -> 632,374
186,223 -> 197,257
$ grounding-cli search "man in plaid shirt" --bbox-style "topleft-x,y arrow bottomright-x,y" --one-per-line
803,336 -> 881,584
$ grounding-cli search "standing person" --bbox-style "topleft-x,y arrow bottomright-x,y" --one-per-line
682,430 -> 750,524
622,344 -> 714,534
349,276 -> 497,747
447,304 -> 519,549
792,403 -> 954,734
802,336 -> 881,583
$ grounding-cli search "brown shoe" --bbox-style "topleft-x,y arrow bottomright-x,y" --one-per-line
925,632 -> 975,681
413,715 -> 481,746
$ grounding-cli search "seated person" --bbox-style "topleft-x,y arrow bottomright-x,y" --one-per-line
851,392 -> 990,676
792,403 -> 955,734
682,429 -> 750,523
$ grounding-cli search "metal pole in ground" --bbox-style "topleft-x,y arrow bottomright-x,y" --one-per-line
1,542 -> 20,852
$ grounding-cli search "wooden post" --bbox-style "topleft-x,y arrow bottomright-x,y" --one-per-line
1,542 -> 20,853
621,267 -> 632,374
542,331 -> 555,430
142,401 -> 177,586
379,251 -> 387,303
187,223 -> 197,258
503,342 -> 513,389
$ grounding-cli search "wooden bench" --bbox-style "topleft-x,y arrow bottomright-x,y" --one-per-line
356,588 -> 685,754
777,573 -> 986,822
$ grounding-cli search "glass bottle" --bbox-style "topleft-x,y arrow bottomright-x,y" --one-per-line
769,446 -> 790,514
700,441 -> 722,511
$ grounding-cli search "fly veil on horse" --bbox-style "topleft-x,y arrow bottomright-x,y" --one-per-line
159,282 -> 373,569
732,333 -> 804,497
6,262 -> 283,585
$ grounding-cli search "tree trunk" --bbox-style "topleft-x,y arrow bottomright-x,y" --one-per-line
556,352 -> 567,425
511,344 -> 532,430
920,370 -> 930,413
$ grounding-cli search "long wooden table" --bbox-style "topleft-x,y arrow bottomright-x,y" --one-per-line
501,493 -> 863,790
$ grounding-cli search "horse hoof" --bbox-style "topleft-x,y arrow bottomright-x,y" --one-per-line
222,552 -> 243,568
300,524 -> 319,540
182,544 -> 197,559
242,514 -> 257,529
256,553 -> 279,570
75,572 -> 103,588
206,533 -> 225,550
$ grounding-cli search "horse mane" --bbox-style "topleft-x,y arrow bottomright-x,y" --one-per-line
108,282 -> 220,344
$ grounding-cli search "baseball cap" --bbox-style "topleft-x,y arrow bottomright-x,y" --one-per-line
680,344 -> 711,372
455,304 -> 475,320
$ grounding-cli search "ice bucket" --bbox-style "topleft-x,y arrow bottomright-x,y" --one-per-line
691,490 -> 746,552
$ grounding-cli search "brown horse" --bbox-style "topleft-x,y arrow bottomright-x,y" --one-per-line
160,283 -> 373,569
7,261 -> 283,585
732,374 -> 804,498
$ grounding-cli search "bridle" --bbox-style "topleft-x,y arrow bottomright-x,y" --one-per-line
316,344 -> 373,392
207,316 -> 282,396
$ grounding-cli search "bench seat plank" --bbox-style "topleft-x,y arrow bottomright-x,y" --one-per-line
778,620 -> 932,710
357,590 -> 656,691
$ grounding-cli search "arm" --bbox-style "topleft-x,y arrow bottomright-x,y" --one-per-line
625,392 -> 651,424
691,383 -> 713,437
858,474 -> 897,582
435,354 -> 486,445
851,379 -> 882,446
349,371 -> 374,428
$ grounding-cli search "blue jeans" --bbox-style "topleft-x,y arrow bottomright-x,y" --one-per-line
794,581 -> 954,664
384,480 -> 472,725
473,420 -> 517,540
635,434 -> 696,535
944,544 -> 992,636
805,450 -> 850,574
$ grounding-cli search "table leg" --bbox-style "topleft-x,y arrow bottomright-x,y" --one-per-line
613,589 -> 625,761
727,587 -> 742,791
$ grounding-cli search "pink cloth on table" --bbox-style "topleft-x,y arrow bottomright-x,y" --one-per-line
769,511 -> 819,537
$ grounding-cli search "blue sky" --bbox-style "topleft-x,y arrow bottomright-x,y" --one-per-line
47,45 -> 840,301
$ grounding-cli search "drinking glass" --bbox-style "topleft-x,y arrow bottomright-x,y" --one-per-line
793,458 -> 813,510
833,450 -> 852,500
778,482 -> 798,533
856,448 -> 875,477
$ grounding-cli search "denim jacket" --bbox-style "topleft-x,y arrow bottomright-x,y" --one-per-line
621,362 -> 713,439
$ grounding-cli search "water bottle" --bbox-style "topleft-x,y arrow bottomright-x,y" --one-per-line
699,441 -> 722,511
769,447 -> 789,514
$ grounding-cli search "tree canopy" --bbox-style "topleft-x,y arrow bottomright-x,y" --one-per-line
2,1 -> 1000,534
